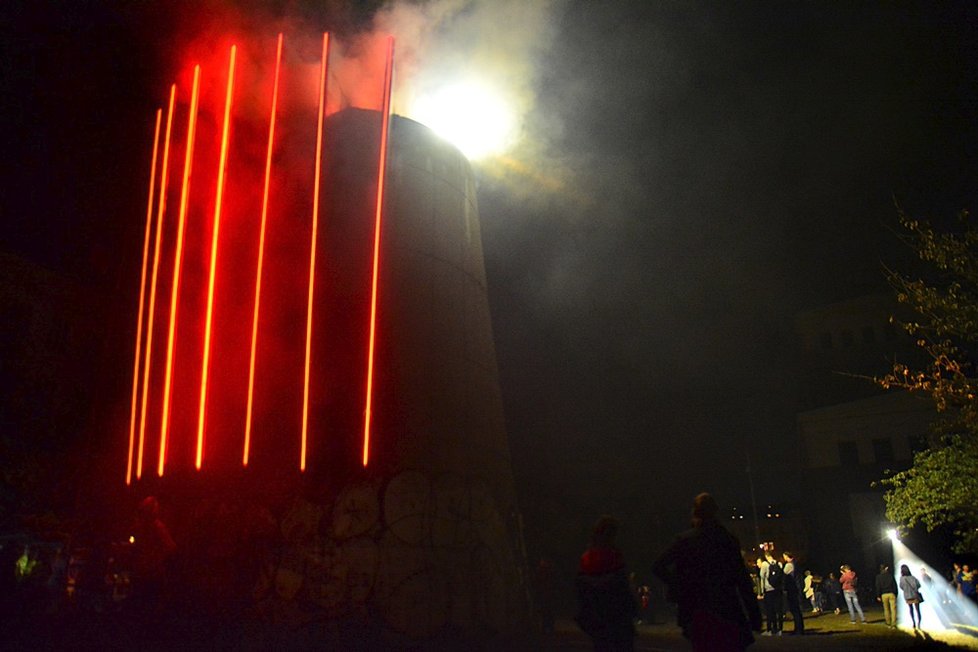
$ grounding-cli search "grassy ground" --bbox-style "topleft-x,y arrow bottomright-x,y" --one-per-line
541,607 -> 978,651
3,603 -> 977,651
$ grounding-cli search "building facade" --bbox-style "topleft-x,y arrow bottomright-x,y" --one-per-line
795,294 -> 934,574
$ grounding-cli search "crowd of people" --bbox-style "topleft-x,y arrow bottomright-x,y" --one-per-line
573,492 -> 978,651
0,495 -> 176,633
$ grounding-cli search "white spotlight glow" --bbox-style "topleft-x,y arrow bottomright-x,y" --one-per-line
409,80 -> 518,160
891,537 -> 978,631
886,528 -> 899,541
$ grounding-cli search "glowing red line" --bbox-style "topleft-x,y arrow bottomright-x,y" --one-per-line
301,32 -> 330,472
244,34 -> 283,467
159,66 -> 201,477
363,36 -> 395,468
127,107 -> 162,485
136,87 -> 177,480
196,45 -> 237,471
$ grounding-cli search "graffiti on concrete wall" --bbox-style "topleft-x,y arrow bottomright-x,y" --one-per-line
253,470 -> 524,639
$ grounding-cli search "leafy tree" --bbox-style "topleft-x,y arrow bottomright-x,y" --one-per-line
877,209 -> 978,554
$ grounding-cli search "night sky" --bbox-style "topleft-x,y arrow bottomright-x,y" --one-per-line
4,1 -> 978,569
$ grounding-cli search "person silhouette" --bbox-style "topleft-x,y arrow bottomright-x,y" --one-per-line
574,515 -> 637,651
653,493 -> 761,651
129,496 -> 176,619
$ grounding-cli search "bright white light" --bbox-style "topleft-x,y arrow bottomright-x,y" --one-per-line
410,80 -> 518,160
886,528 -> 899,541
892,539 -> 978,630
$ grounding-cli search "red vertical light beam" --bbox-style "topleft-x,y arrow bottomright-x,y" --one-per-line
244,34 -> 283,467
126,107 -> 162,485
362,36 -> 395,467
159,66 -> 201,477
136,86 -> 177,480
197,45 -> 237,470
301,32 -> 330,472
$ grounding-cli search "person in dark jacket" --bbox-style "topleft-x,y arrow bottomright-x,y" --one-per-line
875,564 -> 898,628
653,493 -> 762,651
575,515 -> 637,651
782,551 -> 805,635
823,572 -> 843,614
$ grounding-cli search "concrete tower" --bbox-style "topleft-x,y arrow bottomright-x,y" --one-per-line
120,38 -> 529,643
259,108 -> 530,643
151,110 -> 531,646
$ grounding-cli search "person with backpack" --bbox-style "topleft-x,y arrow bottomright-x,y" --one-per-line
757,549 -> 784,636
840,564 -> 866,624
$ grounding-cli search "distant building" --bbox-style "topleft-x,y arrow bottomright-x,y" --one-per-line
795,293 -> 926,411
794,294 -> 935,575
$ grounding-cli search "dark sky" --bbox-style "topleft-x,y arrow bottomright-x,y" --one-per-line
3,1 -> 978,562
481,1 -> 978,529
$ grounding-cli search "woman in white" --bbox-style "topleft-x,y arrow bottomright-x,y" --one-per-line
804,570 -> 818,613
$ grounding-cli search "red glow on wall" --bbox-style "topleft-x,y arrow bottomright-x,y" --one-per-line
124,30 -> 396,483
302,32 -> 330,473
244,33 -> 283,468
159,66 -> 201,477
362,36 -> 395,468
146,87 -> 177,478
196,45 -> 237,471
134,87 -> 177,481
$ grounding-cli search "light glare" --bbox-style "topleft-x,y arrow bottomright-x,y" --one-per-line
411,81 -> 517,160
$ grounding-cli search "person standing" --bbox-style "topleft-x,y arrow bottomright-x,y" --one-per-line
803,570 -> 818,613
636,584 -> 651,625
840,564 -> 866,624
899,564 -> 923,629
962,565 -> 977,604
823,571 -> 843,614
952,563 -> 963,596
653,493 -> 761,651
758,549 -> 784,636
575,515 -> 637,651
781,552 -> 805,635
875,564 -> 898,628
130,495 -> 176,620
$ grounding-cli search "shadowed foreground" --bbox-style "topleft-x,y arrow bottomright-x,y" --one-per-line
3,609 -> 978,651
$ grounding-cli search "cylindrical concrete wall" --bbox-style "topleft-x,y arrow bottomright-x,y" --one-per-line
121,76 -> 529,640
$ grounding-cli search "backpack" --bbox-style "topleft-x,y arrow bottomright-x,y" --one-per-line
767,561 -> 784,590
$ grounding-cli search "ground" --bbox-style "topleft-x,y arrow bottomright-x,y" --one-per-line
2,602 -> 977,650
542,605 -> 978,651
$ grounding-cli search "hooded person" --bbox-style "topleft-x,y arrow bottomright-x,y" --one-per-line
653,493 -> 762,652
574,515 -> 638,651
